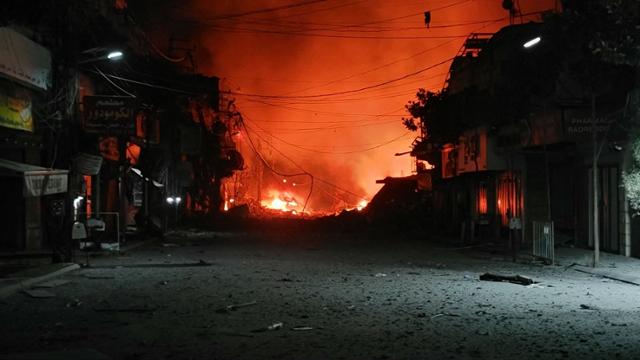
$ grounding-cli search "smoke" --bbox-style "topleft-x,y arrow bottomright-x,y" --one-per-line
140,0 -> 557,212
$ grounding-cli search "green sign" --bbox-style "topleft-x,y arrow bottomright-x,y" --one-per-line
0,88 -> 33,132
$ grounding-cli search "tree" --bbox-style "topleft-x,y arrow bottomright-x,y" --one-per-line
551,0 -> 639,265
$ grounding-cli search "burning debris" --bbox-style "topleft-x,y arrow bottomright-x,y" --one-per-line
261,190 -> 301,214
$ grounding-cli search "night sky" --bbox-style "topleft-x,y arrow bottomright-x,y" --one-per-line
135,0 -> 557,212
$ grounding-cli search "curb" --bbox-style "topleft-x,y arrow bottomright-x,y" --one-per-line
0,263 -> 80,299
573,265 -> 640,286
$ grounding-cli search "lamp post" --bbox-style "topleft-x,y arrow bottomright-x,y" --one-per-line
79,49 -> 124,64
523,36 -> 541,49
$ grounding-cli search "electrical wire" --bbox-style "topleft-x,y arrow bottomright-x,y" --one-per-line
87,70 -> 199,95
179,22 -> 471,40
242,118 -> 367,201
239,116 -> 314,212
94,66 -> 136,98
178,0 -> 330,21
232,56 -> 453,99
243,99 -> 407,120
243,114 -> 410,154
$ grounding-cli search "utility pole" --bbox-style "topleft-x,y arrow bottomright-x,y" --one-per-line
592,93 -> 599,267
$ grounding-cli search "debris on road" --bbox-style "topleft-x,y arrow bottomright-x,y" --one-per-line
573,265 -> 640,286
84,273 -> 115,280
479,273 -> 534,286
93,305 -> 156,313
216,301 -> 258,313
219,331 -> 254,338
292,326 -> 313,331
431,312 -> 459,319
23,289 -> 55,298
252,322 -> 284,333
66,299 -> 83,308
374,273 -> 387,277
579,304 -> 600,311
526,283 -> 546,289
32,279 -> 71,288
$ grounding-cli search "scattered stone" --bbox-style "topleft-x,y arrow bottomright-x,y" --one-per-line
23,289 -> 55,299
292,326 -> 313,331
216,301 -> 258,313
32,279 -> 71,288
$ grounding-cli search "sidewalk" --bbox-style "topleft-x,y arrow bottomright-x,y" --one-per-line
0,239 -> 151,298
0,262 -> 80,298
555,246 -> 640,286
446,237 -> 640,286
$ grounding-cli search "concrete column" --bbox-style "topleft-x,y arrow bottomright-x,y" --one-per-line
621,188 -> 631,257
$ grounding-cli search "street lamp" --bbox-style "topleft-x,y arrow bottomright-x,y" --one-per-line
523,36 -> 541,48
79,49 -> 124,64
106,51 -> 123,60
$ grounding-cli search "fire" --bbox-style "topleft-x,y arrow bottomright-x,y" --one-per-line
261,190 -> 301,213
356,200 -> 368,211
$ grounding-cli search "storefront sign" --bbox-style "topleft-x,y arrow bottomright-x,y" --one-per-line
0,87 -> 33,132
84,96 -> 136,135
562,108 -> 625,142
0,28 -> 51,90
74,153 -> 103,175
457,128 -> 487,174
0,158 -> 68,196
24,173 -> 68,197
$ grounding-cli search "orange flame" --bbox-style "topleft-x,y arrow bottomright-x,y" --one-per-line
261,190 -> 301,213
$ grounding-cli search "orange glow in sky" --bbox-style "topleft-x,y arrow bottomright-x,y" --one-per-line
155,0 -> 558,212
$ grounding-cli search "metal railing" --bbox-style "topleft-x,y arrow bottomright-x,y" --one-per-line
532,221 -> 554,264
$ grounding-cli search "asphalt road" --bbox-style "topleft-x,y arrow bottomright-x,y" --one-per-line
1,228 -> 639,359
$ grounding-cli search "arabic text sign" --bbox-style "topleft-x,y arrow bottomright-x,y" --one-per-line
24,173 -> 68,197
84,96 -> 136,135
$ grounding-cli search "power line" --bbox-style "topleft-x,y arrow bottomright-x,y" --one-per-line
232,56 -> 453,100
227,12 -> 505,33
240,114 -> 368,200
177,0 -> 330,21
179,22 -> 471,40
243,115 -> 411,154
290,36 -> 455,94
243,99 -> 407,119
239,117 -> 314,212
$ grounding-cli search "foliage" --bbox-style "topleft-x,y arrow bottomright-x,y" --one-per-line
623,90 -> 640,214
561,0 -> 640,212
559,0 -> 640,68
402,89 -> 472,145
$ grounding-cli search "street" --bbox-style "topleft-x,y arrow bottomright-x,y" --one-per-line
1,228 -> 639,359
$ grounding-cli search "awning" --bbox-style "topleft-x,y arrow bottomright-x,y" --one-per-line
0,158 -> 68,197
